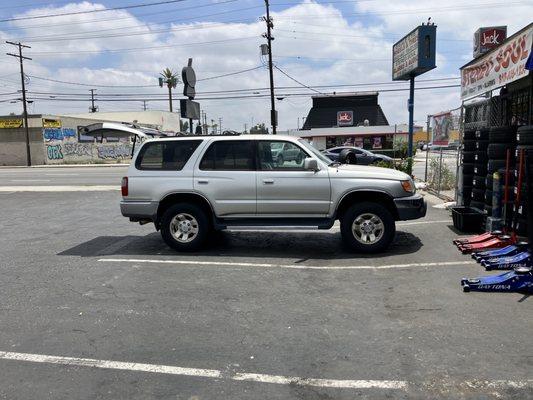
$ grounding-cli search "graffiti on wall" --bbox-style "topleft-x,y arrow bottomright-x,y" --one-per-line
43,128 -> 76,141
97,144 -> 131,159
63,142 -> 92,157
46,144 -> 63,160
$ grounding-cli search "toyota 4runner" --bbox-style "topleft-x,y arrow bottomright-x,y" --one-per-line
121,135 -> 426,253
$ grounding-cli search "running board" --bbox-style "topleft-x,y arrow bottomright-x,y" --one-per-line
214,217 -> 335,230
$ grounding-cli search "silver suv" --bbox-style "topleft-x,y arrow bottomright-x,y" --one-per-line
120,135 -> 426,253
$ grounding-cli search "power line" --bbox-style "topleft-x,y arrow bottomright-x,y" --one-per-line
273,65 -> 325,96
0,0 -> 190,23
198,66 -> 265,81
26,75 -> 156,88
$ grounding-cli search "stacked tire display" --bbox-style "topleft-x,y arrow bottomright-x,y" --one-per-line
469,128 -> 489,211
514,125 -> 533,237
484,126 -> 517,217
461,129 -> 476,207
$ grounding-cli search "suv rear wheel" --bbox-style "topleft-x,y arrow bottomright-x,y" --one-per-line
340,202 -> 395,253
161,203 -> 209,251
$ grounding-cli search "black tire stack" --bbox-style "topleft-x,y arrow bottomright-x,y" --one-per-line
469,128 -> 489,211
483,127 -> 517,217
461,129 -> 476,206
514,125 -> 533,237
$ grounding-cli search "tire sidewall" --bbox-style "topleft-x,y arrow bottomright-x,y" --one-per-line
161,203 -> 209,251
340,202 -> 395,253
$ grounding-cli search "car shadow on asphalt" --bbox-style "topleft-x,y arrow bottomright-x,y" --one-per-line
58,230 -> 422,260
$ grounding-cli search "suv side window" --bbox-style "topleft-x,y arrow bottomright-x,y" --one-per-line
135,140 -> 201,170
258,141 -> 309,170
199,140 -> 255,171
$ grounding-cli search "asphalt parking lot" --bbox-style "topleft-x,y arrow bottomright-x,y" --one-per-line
1,167 -> 532,399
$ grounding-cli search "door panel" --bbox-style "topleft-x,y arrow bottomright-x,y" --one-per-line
256,141 -> 331,215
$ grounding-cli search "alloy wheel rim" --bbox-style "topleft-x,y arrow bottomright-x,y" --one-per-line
170,213 -> 199,243
351,213 -> 384,245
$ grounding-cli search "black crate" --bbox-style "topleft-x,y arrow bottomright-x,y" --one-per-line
451,206 -> 484,233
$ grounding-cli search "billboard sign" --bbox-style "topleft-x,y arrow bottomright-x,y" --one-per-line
392,25 -> 437,81
337,111 -> 353,126
42,118 -> 61,128
0,118 -> 23,129
473,26 -> 507,58
431,112 -> 453,145
461,24 -> 532,100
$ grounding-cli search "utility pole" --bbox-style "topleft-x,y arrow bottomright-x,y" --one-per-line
244,123 -> 247,133
262,0 -> 276,134
219,117 -> 222,134
6,41 -> 32,166
89,89 -> 98,113
142,100 -> 147,111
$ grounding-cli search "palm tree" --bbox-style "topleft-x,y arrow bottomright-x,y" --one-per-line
159,68 -> 179,112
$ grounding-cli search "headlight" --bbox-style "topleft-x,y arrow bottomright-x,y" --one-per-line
401,180 -> 415,193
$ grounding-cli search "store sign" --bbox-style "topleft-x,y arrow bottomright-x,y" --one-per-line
42,118 -> 61,128
392,25 -> 437,81
461,25 -> 532,100
337,111 -> 353,126
473,26 -> 507,58
0,118 -> 23,129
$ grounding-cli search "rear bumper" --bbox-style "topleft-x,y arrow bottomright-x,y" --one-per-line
394,194 -> 427,221
120,200 -> 158,221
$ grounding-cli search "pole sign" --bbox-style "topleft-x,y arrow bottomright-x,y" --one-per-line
473,26 -> 507,58
461,24 -> 532,100
392,25 -> 437,81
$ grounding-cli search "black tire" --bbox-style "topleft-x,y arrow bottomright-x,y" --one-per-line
473,175 -> 486,189
472,188 -> 485,201
464,129 -> 476,140
462,151 -> 475,163
463,173 -> 474,185
474,151 -> 488,163
484,190 -> 493,204
463,140 -> 476,151
475,140 -> 489,151
340,202 -> 395,253
485,205 -> 493,216
487,143 -> 515,159
517,126 -> 533,145
485,174 -> 493,189
489,126 -> 517,143
515,218 -> 528,236
470,200 -> 485,210
474,164 -> 487,175
488,159 -> 507,174
475,129 -> 490,140
463,163 -> 474,174
160,203 -> 210,252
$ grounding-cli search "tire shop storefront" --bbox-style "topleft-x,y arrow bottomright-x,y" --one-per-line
458,22 -> 533,239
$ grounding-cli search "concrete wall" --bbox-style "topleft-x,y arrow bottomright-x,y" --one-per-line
0,127 -> 45,166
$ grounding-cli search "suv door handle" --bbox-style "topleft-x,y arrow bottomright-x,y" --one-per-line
262,179 -> 274,184
197,179 -> 209,184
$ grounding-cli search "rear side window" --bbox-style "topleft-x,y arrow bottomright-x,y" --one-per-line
199,140 -> 254,171
135,140 -> 201,170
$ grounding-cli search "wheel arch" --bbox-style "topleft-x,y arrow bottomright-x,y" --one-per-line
156,191 -> 215,229
335,190 -> 399,221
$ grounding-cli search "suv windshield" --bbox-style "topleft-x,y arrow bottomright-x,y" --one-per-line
299,139 -> 335,165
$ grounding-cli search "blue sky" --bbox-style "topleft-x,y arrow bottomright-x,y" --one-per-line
0,0 -> 531,130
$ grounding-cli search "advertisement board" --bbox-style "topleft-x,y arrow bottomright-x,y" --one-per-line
42,118 -> 61,128
431,112 -> 453,145
473,26 -> 507,58
461,24 -> 532,100
0,118 -> 23,129
392,25 -> 437,81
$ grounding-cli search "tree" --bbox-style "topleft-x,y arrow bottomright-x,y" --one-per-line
249,123 -> 269,134
159,68 -> 179,112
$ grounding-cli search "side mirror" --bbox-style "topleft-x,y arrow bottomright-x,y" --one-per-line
339,149 -> 357,164
304,158 -> 319,171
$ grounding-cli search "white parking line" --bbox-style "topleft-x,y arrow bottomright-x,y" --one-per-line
98,258 -> 475,270
0,185 -> 119,192
397,220 -> 450,226
0,350 -> 405,390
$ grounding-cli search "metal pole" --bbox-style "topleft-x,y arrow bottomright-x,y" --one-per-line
425,114 -> 430,182
437,147 -> 444,197
264,0 -> 276,134
408,76 -> 415,158
89,89 -> 97,113
189,118 -> 193,134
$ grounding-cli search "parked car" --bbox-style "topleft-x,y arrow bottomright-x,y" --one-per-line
322,146 -> 393,165
120,135 -> 426,253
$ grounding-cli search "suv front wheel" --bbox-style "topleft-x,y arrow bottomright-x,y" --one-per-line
161,203 -> 209,251
340,202 -> 395,253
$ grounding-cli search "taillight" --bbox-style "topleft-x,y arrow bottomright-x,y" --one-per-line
121,177 -> 128,196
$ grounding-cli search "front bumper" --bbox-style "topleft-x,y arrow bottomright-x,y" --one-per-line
120,200 -> 158,221
394,194 -> 427,221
